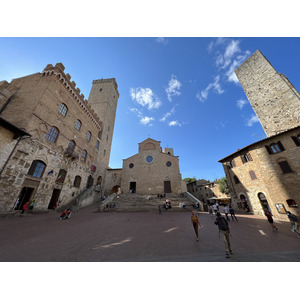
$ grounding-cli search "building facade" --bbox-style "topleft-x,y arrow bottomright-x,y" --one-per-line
0,63 -> 119,212
219,50 -> 300,220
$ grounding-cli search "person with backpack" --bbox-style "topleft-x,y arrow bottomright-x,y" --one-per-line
264,209 -> 278,231
214,212 -> 233,258
229,206 -> 238,222
287,211 -> 300,239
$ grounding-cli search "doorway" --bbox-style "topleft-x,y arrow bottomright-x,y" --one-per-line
258,192 -> 271,212
164,181 -> 171,193
129,182 -> 136,193
14,187 -> 35,210
48,189 -> 61,209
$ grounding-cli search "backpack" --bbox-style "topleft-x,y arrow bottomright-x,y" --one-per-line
217,217 -> 229,231
288,213 -> 298,222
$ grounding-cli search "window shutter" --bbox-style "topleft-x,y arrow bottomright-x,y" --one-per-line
247,153 -> 253,161
277,141 -> 285,151
240,155 -> 246,163
291,136 -> 300,146
265,145 -> 273,155
278,161 -> 293,174
249,170 -> 257,180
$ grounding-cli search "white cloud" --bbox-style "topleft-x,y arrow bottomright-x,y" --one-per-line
140,116 -> 154,125
246,115 -> 259,127
160,106 -> 176,122
226,51 -> 251,83
207,37 -> 227,53
165,75 -> 182,102
237,99 -> 248,109
130,87 -> 162,110
169,120 -> 181,127
196,75 -> 224,102
156,37 -> 168,44
216,39 -> 241,69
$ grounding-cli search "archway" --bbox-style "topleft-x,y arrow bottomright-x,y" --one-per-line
258,192 -> 271,213
111,185 -> 121,194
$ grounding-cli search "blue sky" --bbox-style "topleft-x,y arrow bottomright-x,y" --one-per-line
1,37 -> 300,181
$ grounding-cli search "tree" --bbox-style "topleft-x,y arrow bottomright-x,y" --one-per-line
218,177 -> 230,196
183,177 -> 196,183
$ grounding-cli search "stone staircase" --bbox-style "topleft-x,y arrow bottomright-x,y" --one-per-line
103,193 -> 195,212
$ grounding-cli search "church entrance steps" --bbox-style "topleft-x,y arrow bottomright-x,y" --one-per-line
102,193 -> 196,212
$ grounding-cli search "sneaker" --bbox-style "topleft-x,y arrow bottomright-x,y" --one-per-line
226,253 -> 229,258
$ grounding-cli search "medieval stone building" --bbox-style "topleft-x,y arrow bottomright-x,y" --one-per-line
219,50 -> 300,220
104,138 -> 186,196
0,63 -> 119,212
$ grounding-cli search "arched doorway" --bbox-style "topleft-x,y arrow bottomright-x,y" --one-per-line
97,176 -> 102,185
258,192 -> 271,212
240,194 -> 250,212
86,175 -> 94,188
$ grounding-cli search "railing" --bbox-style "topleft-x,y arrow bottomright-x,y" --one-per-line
99,193 -> 117,212
64,147 -> 79,160
184,192 -> 203,210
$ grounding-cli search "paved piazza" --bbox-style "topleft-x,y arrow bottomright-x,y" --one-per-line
0,204 -> 299,262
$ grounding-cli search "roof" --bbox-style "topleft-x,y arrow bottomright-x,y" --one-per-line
218,125 -> 300,163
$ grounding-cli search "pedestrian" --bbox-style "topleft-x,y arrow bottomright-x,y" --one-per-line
286,211 -> 300,239
214,212 -> 233,258
229,206 -> 238,222
223,205 -> 230,221
191,210 -> 202,242
264,209 -> 278,231
216,202 -> 219,212
212,203 -> 218,214
20,202 -> 29,215
28,200 -> 36,214
158,205 -> 162,214
208,205 -> 213,215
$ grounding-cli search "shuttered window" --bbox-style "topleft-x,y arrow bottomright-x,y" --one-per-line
266,141 -> 285,154
249,170 -> 257,180
278,160 -> 293,174
291,135 -> 300,146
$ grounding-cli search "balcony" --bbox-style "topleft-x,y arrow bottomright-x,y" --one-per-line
64,147 -> 79,160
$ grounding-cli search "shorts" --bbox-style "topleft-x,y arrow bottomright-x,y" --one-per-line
267,218 -> 273,224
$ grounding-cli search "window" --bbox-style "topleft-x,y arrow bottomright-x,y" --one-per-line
278,160 -> 293,174
95,140 -> 100,150
265,141 -> 285,154
98,129 -> 102,140
73,176 -> 81,188
106,134 -> 108,141
241,152 -> 253,164
129,163 -> 134,169
81,149 -> 87,161
68,140 -> 75,151
286,199 -> 298,208
86,131 -> 91,141
146,155 -> 153,163
233,175 -> 240,184
28,160 -> 46,178
166,161 -> 172,167
58,103 -> 68,117
291,134 -> 300,146
56,169 -> 67,184
75,119 -> 82,131
46,126 -> 59,143
249,170 -> 257,180
275,203 -> 287,214
230,159 -> 236,168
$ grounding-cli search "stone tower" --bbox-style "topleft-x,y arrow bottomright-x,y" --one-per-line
88,78 -> 119,169
235,50 -> 300,137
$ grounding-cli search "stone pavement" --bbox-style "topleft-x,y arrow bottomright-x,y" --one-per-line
0,204 -> 299,262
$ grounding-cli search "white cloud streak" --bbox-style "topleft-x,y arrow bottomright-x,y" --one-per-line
140,116 -> 154,125
246,115 -> 259,126
160,106 -> 176,122
156,37 -> 168,44
169,120 -> 181,127
130,87 -> 162,110
165,75 -> 182,102
196,75 -> 224,102
129,107 -> 154,126
237,99 -> 248,109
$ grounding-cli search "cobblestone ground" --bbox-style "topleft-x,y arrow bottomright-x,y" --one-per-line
0,204 -> 299,262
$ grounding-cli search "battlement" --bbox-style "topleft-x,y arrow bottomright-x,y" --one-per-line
92,78 -> 119,97
42,63 -> 102,130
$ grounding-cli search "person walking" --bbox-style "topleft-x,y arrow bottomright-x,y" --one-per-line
20,202 -> 29,215
223,205 -> 230,221
214,212 -> 232,258
264,209 -> 278,231
286,211 -> 300,239
212,203 -> 218,215
191,210 -> 202,242
158,205 -> 162,214
229,206 -> 238,222
28,200 -> 36,214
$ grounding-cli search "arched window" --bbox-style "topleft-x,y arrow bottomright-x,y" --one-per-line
86,175 -> 94,188
46,126 -> 59,143
270,143 -> 281,153
68,140 -> 76,151
56,169 -> 67,184
73,175 -> 81,188
75,119 -> 82,131
265,141 -> 285,154
95,140 -> 100,150
58,103 -> 68,117
81,149 -> 87,161
286,199 -> 298,208
86,131 -> 91,141
28,160 -> 46,178
233,175 -> 240,184
98,129 -> 102,140
249,170 -> 257,180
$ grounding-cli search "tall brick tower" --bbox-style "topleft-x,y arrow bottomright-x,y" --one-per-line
235,50 -> 300,137
88,78 -> 119,169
